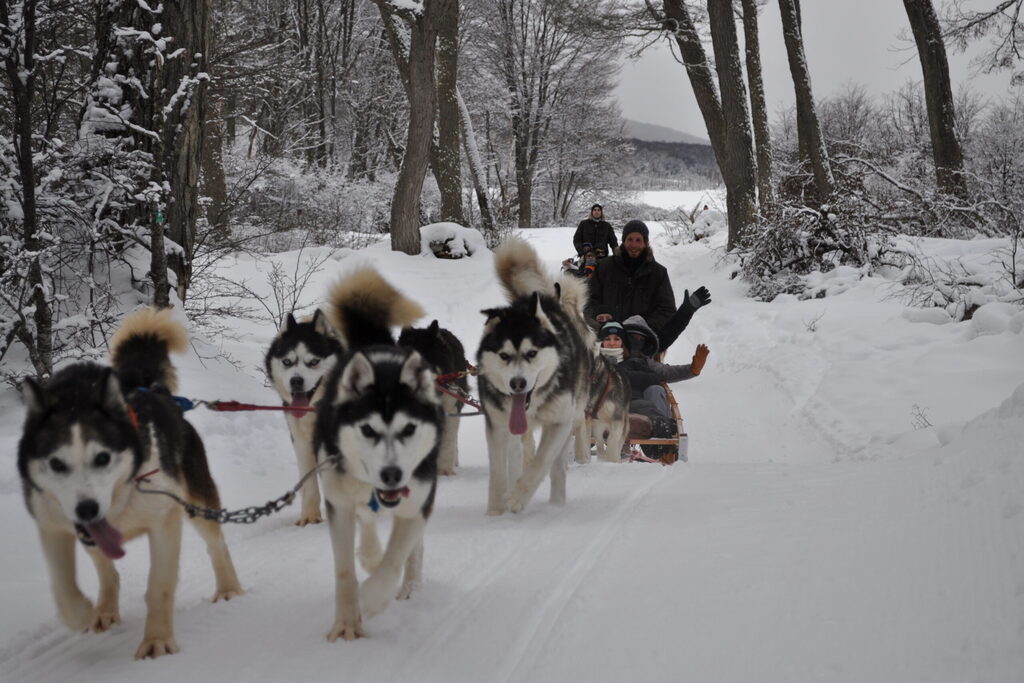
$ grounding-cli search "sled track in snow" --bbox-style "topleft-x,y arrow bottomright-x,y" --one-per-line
494,466 -> 672,683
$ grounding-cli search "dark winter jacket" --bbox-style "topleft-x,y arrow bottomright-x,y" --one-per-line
617,315 -> 696,398
573,218 -> 617,256
587,247 -> 676,332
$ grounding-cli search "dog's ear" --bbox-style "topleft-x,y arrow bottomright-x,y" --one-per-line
529,292 -> 556,334
311,308 -> 335,337
338,352 -> 375,399
399,351 -> 440,404
429,319 -> 439,335
281,313 -> 298,334
481,308 -> 503,336
95,367 -> 127,413
21,376 -> 47,417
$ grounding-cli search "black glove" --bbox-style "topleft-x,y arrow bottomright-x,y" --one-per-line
680,286 -> 711,315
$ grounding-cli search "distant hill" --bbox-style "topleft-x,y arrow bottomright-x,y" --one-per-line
623,118 -> 710,145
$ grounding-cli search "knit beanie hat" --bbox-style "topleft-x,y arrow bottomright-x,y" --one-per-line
621,219 -> 649,243
591,203 -> 603,212
598,321 -> 625,340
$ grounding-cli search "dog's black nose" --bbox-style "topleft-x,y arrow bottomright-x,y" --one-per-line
290,376 -> 305,392
76,499 -> 99,522
509,376 -> 527,393
380,466 -> 403,487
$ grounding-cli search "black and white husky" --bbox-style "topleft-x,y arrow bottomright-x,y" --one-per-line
398,320 -> 469,475
17,308 -> 242,659
313,269 -> 444,641
477,240 -> 590,515
265,310 -> 341,525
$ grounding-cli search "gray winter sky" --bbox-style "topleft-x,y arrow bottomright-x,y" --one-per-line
616,0 -> 1016,139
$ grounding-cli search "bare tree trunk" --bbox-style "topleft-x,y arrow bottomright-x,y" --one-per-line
741,0 -> 775,210
434,0 -> 465,223
903,0 -> 968,198
708,0 -> 757,245
201,102 -> 229,236
456,87 -> 496,234
778,0 -> 835,204
2,0 -> 53,378
661,0 -> 757,247
375,0 -> 444,254
161,0 -> 210,302
513,132 -> 534,228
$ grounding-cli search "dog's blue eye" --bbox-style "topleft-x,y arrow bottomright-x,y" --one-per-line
399,423 -> 416,438
49,458 -> 68,473
498,352 -> 511,362
283,358 -> 295,367
93,452 -> 111,467
525,350 -> 538,359
307,358 -> 320,367
361,424 -> 378,439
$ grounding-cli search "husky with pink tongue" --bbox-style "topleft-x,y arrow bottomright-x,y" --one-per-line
477,239 -> 591,515
17,307 -> 242,660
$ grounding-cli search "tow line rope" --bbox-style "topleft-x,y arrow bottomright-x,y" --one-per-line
138,363 -> 481,417
435,364 -> 484,416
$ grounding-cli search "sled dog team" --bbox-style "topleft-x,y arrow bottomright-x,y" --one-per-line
16,240 -> 622,658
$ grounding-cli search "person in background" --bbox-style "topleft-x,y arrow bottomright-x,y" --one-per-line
588,219 -> 712,352
573,204 -> 617,258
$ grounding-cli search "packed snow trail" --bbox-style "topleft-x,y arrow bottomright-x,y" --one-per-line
1,224 -> 1022,681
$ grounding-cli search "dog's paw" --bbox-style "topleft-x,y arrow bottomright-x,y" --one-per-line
295,512 -> 323,527
486,504 -> 506,516
326,620 -> 364,642
134,636 -> 179,659
438,466 -> 457,476
574,453 -> 590,464
396,578 -> 421,601
359,575 -> 397,618
89,609 -> 120,632
212,585 -> 243,603
60,594 -> 95,631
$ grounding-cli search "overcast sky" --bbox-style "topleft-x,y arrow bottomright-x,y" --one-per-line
616,0 -> 1016,139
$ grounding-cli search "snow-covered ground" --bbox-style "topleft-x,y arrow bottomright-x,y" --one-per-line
1,220 -> 1023,682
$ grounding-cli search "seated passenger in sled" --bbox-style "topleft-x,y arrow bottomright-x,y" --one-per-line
598,316 -> 709,462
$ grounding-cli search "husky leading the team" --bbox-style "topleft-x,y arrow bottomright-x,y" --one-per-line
17,308 -> 243,659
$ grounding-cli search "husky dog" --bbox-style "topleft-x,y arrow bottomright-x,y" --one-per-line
17,308 -> 242,659
266,310 -> 341,525
587,355 -> 630,462
477,240 -> 590,515
398,320 -> 469,476
313,269 -> 443,641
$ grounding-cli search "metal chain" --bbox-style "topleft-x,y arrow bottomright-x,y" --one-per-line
133,456 -> 339,524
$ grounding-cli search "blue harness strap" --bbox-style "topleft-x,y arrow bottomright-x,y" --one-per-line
367,490 -> 380,512
133,386 -> 196,412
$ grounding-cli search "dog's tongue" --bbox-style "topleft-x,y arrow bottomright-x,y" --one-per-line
85,520 -> 125,559
288,392 -> 310,417
509,393 -> 529,435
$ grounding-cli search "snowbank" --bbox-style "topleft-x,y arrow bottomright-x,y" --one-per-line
419,222 -> 487,259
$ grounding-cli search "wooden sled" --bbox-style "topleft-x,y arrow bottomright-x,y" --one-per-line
624,380 -> 688,464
